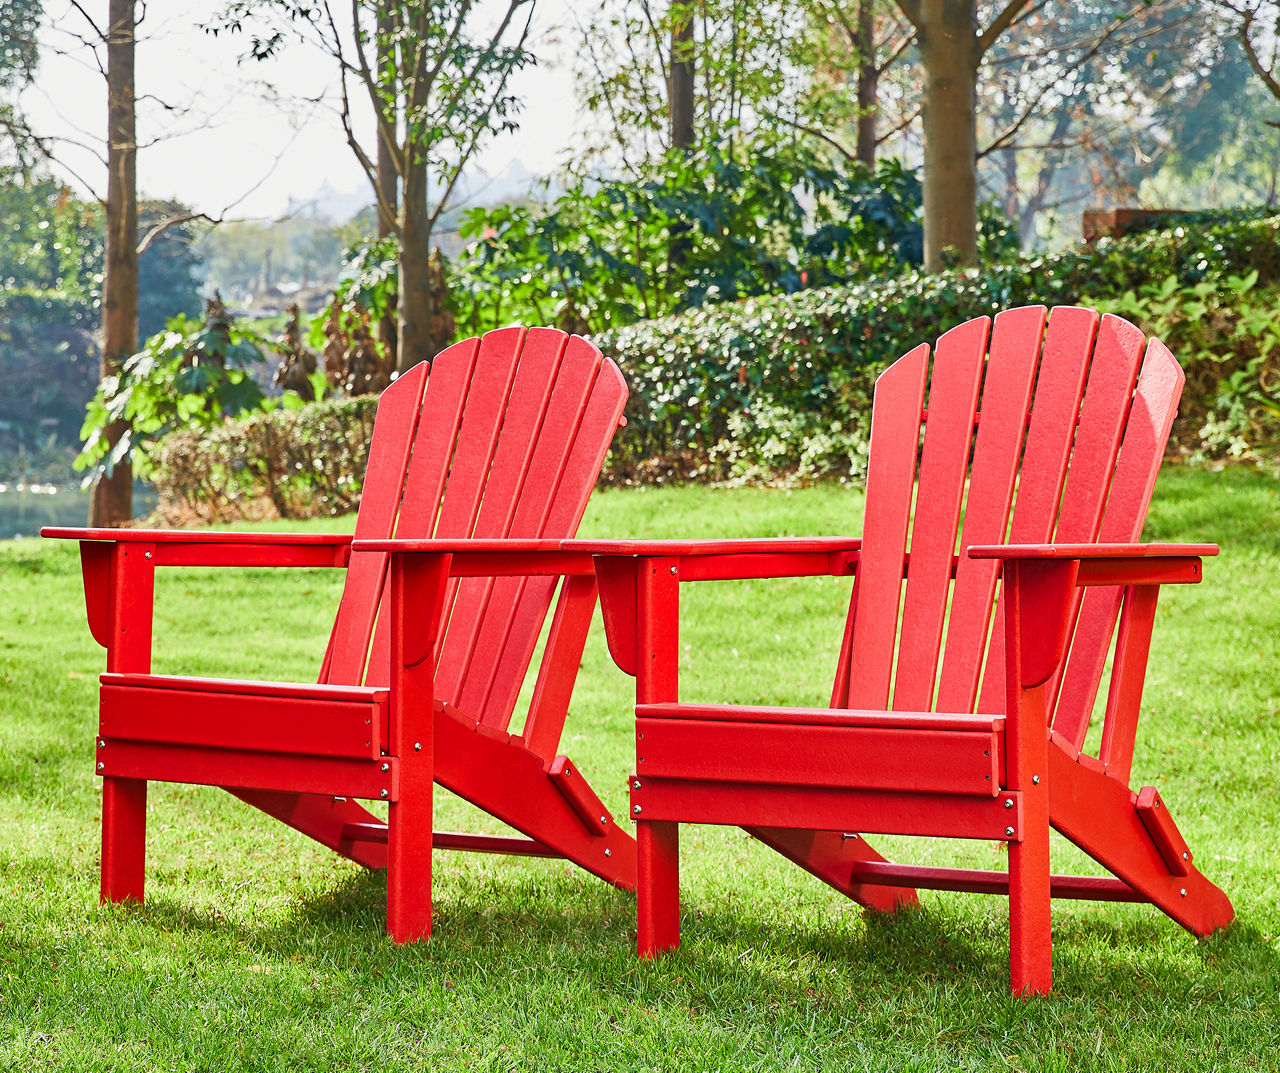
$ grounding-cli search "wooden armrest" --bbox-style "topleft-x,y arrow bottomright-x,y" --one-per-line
353,539 -> 596,577
564,537 -> 862,583
967,542 -> 1215,587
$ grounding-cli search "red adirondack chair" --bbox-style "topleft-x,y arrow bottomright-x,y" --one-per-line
567,306 -> 1234,995
45,326 -> 637,941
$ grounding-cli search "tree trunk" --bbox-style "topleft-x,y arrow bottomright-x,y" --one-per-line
376,8 -> 399,371
397,154 -> 432,375
669,10 -> 695,151
917,1 -> 980,271
91,0 -> 137,527
855,0 -> 878,168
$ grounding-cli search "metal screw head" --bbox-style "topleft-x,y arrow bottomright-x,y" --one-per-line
1004,798 -> 1014,809
1180,888 -> 1187,897
381,762 -> 390,772
632,779 -> 642,790
1182,851 -> 1190,861
633,805 -> 642,815
144,551 -> 153,560
96,762 -> 105,772
97,739 -> 106,749
604,848 -> 611,857
1004,826 -> 1015,837
413,742 -> 422,752
669,566 -> 677,575
600,816 -> 608,825
380,789 -> 389,799
1032,775 -> 1040,785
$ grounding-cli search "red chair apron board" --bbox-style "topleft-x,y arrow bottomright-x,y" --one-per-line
47,327 -> 636,941
568,306 -> 1234,995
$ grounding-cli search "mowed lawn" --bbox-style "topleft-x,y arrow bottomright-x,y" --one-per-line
0,467 -> 1277,1071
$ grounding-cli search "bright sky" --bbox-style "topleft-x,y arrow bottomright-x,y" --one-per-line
25,1 -> 582,221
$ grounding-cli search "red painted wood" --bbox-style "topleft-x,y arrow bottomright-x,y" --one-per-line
894,316 -> 988,710
844,860 -> 1146,901
841,344 -> 929,709
585,308 -> 1230,995
58,328 -> 636,939
1047,746 -> 1233,935
977,306 -> 1098,714
340,825 -> 563,857
100,681 -> 387,759
1135,787 -> 1192,876
1003,558 -> 1054,995
521,574 -> 599,761
323,361 -> 430,685
565,536 -> 863,556
636,820 -> 680,956
547,755 -> 611,836
99,740 -> 398,799
1098,585 -> 1160,781
628,778 -> 1021,839
474,341 -> 628,727
387,551 -> 446,943
744,828 -> 919,911
1053,339 -> 1186,749
936,306 -> 1045,712
639,702 -> 1003,733
635,717 -> 1002,795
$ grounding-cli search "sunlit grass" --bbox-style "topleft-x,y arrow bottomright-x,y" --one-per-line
0,466 -> 1277,1070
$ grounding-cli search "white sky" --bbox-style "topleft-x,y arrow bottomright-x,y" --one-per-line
24,1 -> 583,220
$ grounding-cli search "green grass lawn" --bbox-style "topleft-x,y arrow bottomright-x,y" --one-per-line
1,468 -> 1278,1071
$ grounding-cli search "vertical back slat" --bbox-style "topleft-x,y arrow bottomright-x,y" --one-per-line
976,306 -> 1098,712
891,317 -> 988,711
477,354 -> 628,727
432,328 -> 572,706
454,339 -> 623,723
321,361 -> 429,685
1041,314 -> 1147,719
842,344 -> 930,710
1051,339 -> 1184,749
935,306 -> 1045,712
360,335 -> 481,687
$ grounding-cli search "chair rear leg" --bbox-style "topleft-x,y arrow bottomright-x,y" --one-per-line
101,776 -> 147,903
637,820 -> 680,957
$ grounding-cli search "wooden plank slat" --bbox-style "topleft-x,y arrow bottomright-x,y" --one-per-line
893,316 -> 988,710
935,306 -> 1045,712
100,682 -> 387,759
322,361 -> 429,685
473,343 -> 627,727
1052,339 -> 1185,748
976,306 -> 1098,712
839,343 -> 930,710
635,717 -> 1002,795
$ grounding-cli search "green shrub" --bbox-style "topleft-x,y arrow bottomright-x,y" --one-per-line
599,213 -> 1280,480
149,394 -> 377,522
152,212 -> 1280,513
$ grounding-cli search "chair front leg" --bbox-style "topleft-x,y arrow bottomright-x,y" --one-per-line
637,820 -> 680,956
386,551 -> 450,943
1003,559 -> 1071,996
99,541 -> 157,905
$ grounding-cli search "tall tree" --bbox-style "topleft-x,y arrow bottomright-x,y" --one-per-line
1209,1 -> 1280,115
892,0 -> 1029,270
92,0 -> 138,526
219,0 -> 534,374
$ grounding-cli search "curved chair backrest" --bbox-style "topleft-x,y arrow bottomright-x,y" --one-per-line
320,327 -> 627,731
833,306 -> 1183,754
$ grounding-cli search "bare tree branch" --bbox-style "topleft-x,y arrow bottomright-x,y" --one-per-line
978,0 -> 1033,55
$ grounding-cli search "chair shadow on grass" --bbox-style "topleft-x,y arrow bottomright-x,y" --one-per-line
93,855 -> 1280,1010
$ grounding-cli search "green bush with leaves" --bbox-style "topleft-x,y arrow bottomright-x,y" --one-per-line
599,213 -> 1280,481
149,394 -> 378,522
76,309 -> 277,485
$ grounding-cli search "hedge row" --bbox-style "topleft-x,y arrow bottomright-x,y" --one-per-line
597,213 -> 1280,481
151,213 -> 1280,517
